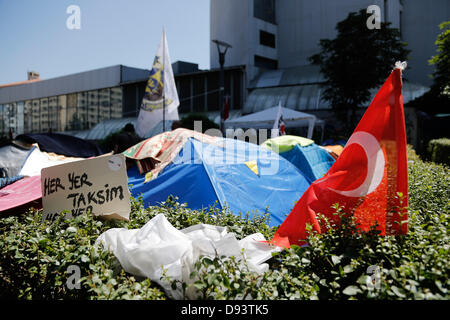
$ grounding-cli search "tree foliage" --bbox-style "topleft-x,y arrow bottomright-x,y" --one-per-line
310,9 -> 410,134
429,21 -> 450,97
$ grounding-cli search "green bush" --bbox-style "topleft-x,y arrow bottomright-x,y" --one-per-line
0,148 -> 448,300
428,138 -> 450,166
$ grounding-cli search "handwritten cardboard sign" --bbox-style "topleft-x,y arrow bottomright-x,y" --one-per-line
41,154 -> 131,222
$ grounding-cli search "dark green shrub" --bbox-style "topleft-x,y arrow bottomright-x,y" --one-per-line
178,113 -> 220,132
0,147 -> 448,300
428,138 -> 450,166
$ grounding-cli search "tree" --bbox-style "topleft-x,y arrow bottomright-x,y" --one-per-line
310,9 -> 410,135
178,113 -> 220,132
429,21 -> 450,97
405,21 -> 450,116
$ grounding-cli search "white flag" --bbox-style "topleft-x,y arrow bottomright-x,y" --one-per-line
136,30 -> 180,137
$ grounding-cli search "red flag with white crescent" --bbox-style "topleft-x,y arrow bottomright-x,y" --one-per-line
271,65 -> 409,248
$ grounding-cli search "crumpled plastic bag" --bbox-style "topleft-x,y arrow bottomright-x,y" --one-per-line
95,214 -> 280,299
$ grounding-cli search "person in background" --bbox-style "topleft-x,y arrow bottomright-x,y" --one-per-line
113,123 -> 141,154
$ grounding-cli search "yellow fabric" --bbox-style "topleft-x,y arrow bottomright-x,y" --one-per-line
144,171 -> 153,183
261,135 -> 314,153
245,160 -> 259,176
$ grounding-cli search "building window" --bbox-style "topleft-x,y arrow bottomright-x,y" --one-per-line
40,98 -> 49,132
76,92 -> 87,130
87,90 -> 99,129
99,88 -> 110,122
254,55 -> 278,70
254,0 -> 276,24
57,95 -> 67,132
24,101 -> 32,133
259,30 -> 276,48
48,96 -> 58,132
110,87 -> 123,119
32,100 -> 40,132
66,94 -> 77,131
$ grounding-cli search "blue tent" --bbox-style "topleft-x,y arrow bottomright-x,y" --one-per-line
262,135 -> 335,183
127,137 -> 311,227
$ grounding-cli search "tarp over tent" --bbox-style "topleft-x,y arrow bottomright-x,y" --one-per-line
224,106 -> 317,139
0,175 -> 42,214
125,129 -> 312,227
0,139 -> 93,215
15,133 -> 105,158
19,146 -> 84,177
0,141 -> 33,178
262,135 -> 335,183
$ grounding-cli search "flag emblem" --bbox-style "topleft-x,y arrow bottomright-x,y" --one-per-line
136,30 -> 180,138
141,56 -> 173,112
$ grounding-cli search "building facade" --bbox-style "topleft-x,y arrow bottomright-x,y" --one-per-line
210,0 -> 450,87
0,64 -> 245,137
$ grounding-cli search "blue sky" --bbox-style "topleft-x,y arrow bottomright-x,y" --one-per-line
0,0 -> 210,84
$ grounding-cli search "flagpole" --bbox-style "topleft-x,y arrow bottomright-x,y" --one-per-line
162,29 -> 166,132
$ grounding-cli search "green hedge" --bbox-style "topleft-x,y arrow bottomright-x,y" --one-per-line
0,148 -> 448,300
428,138 -> 450,166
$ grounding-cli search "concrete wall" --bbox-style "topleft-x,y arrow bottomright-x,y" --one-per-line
210,0 -> 251,70
210,0 -> 279,83
276,0 -> 393,69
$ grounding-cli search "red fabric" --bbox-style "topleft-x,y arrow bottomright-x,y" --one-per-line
224,96 -> 230,121
280,122 -> 286,135
0,175 -> 42,213
271,68 -> 409,248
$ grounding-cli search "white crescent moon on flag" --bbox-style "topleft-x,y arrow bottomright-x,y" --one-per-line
330,131 -> 385,197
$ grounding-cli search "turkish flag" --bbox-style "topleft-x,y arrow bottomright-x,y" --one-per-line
272,66 -> 409,248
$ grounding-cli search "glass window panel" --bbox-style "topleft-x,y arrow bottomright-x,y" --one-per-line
24,100 -> 32,133
32,100 -> 40,132
57,95 -> 67,132
110,87 -> 122,119
4,103 -> 17,135
16,101 -> 24,135
99,88 -> 110,122
66,93 -> 77,131
87,90 -> 98,129
48,96 -> 58,132
77,92 -> 87,130
40,98 -> 49,132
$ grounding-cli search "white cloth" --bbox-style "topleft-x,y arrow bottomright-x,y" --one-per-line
96,214 -> 280,299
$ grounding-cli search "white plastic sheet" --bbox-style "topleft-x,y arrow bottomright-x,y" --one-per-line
19,145 -> 83,177
96,214 -> 280,299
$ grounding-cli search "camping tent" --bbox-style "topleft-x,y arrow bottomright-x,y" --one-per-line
262,135 -> 335,183
0,141 -> 32,178
125,129 -> 312,227
0,175 -> 42,215
224,106 -> 317,139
